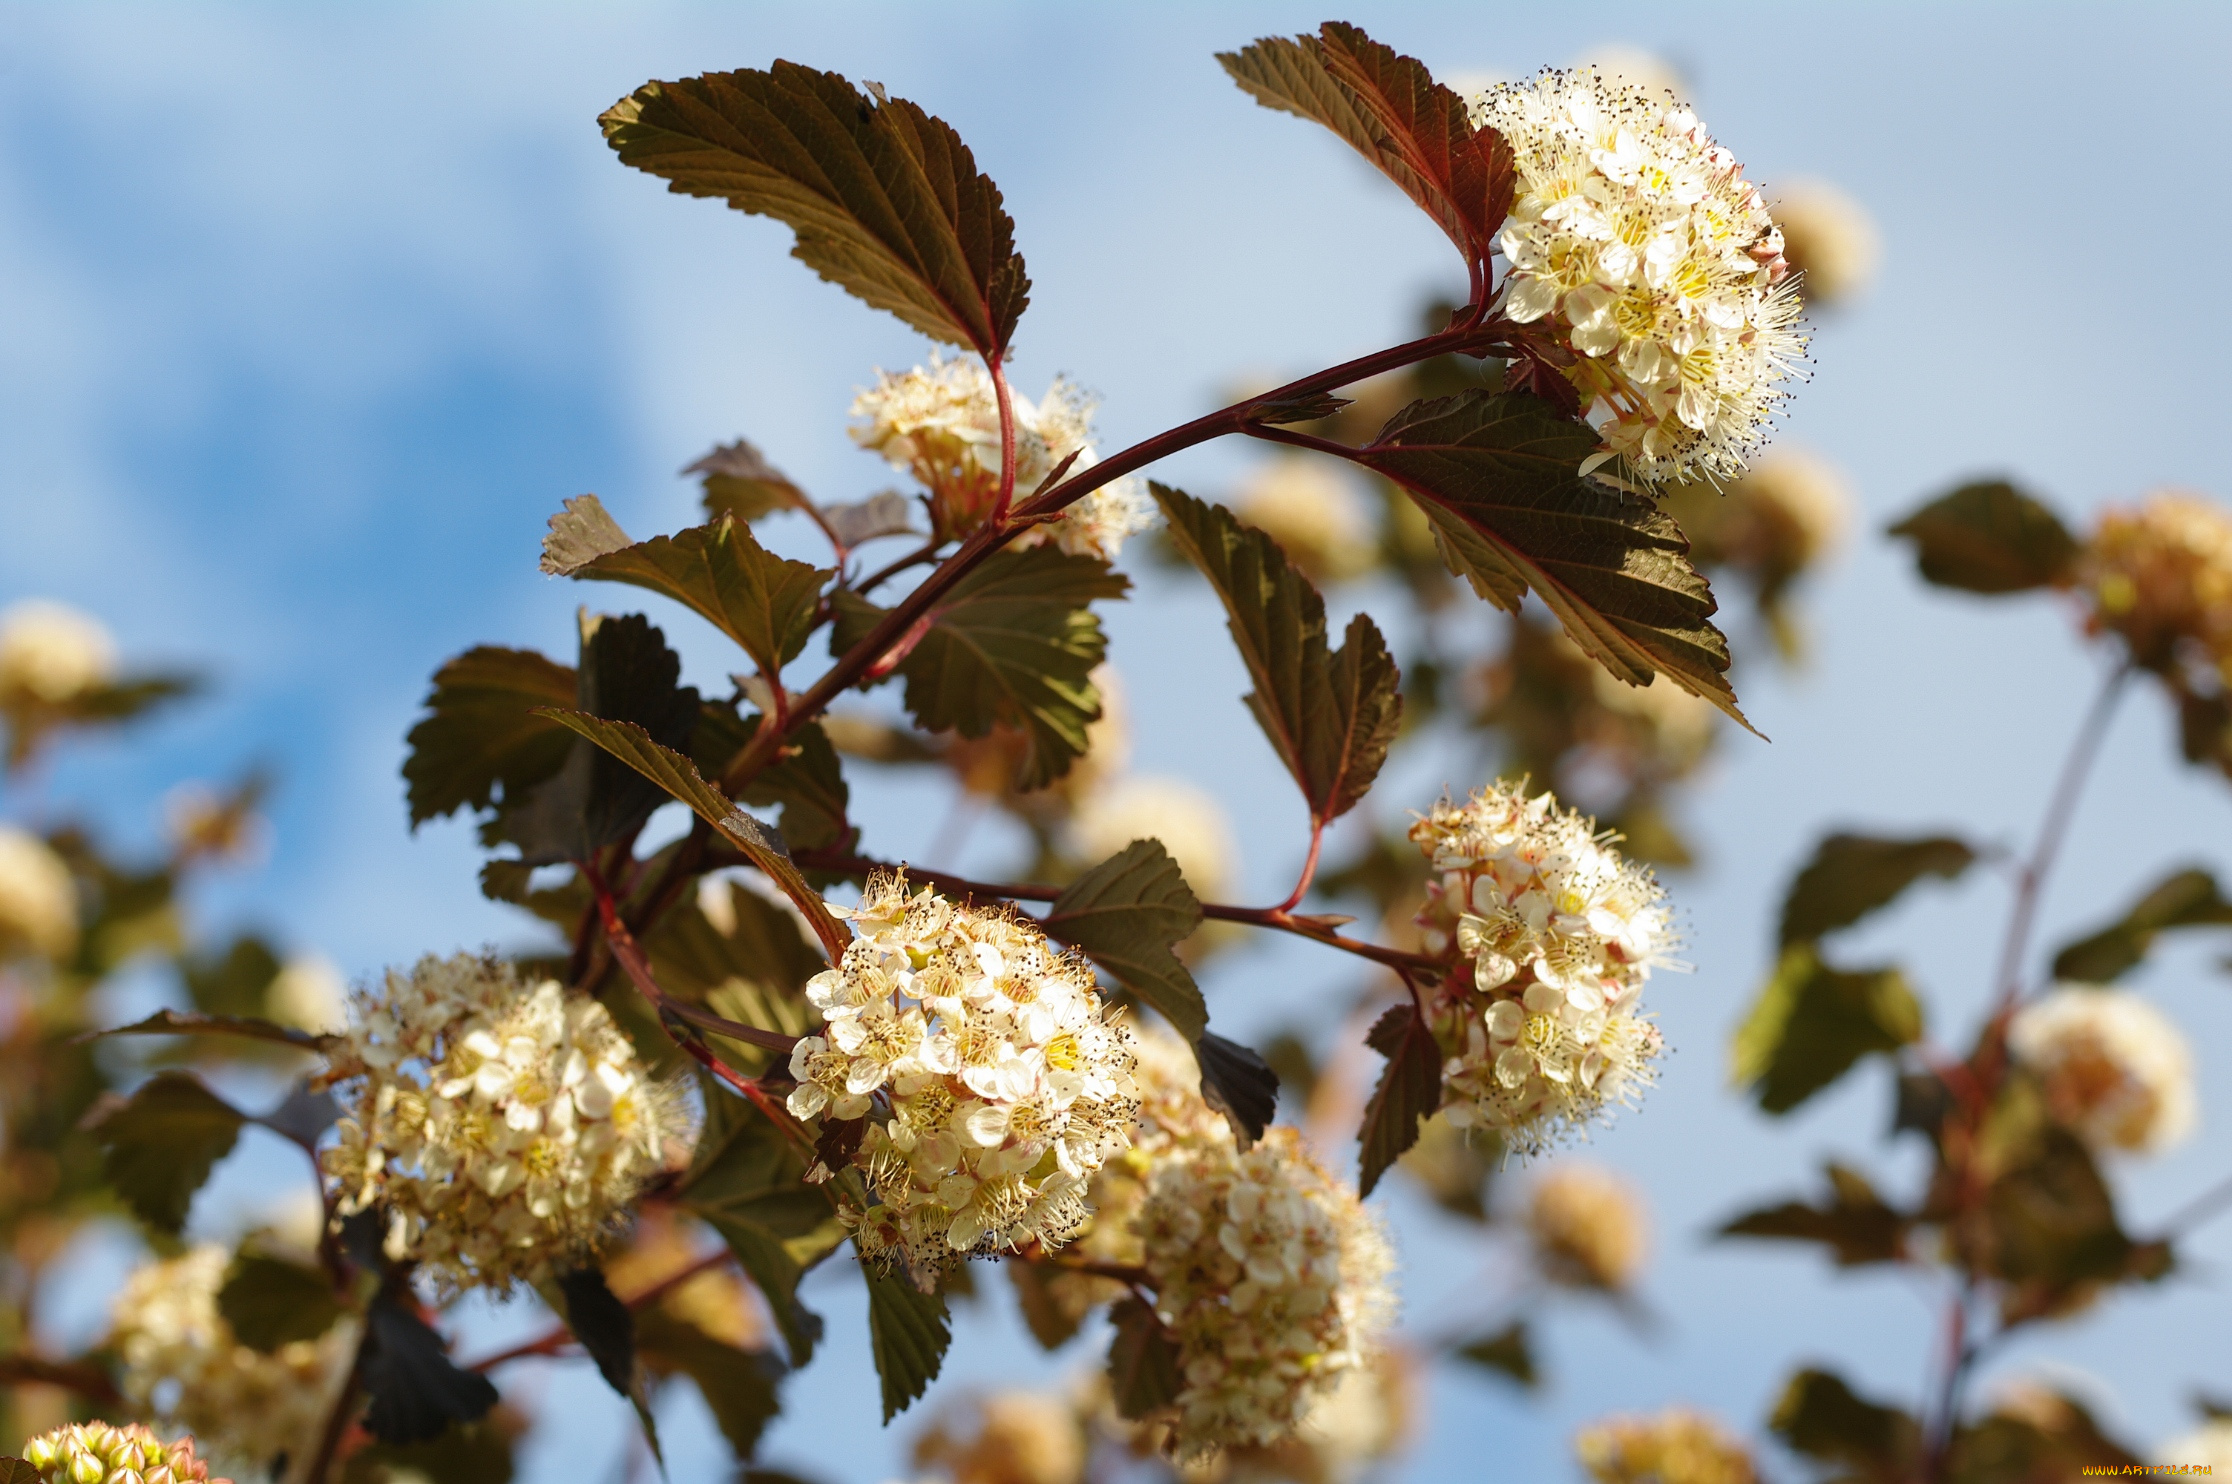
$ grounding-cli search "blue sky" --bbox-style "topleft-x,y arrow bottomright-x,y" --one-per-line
5,4 -> 2231,1480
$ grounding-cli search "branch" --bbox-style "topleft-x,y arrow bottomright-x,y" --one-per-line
466,1248 -> 739,1373
989,355 -> 1019,526
0,1354 -> 124,1406
303,1323 -> 371,1484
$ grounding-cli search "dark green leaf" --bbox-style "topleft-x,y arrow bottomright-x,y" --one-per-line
1770,1367 -> 1922,1484
537,710 -> 848,961
498,614 -> 700,866
361,1293 -> 500,1446
1041,841 -> 1205,1040
602,65 -> 1029,356
1218,24 -> 1512,267
1152,484 -> 1401,822
343,1419 -> 518,1484
1454,1320 -> 1536,1388
1734,947 -> 1923,1114
635,1308 -> 785,1462
679,1081 -> 845,1365
1980,1123 -> 2145,1291
1358,1003 -> 1442,1196
89,1072 -> 247,1233
687,440 -> 814,526
2050,867 -> 2232,982
1947,1392 -> 2142,1482
1355,391 -> 1749,728
555,1267 -> 641,1403
402,646 -> 578,827
543,497 -> 832,676
1778,834 -> 1976,946
865,1260 -> 951,1423
1106,1297 -> 1182,1421
1194,1031 -> 1280,1149
87,1008 -> 337,1054
1718,1163 -> 1909,1267
218,1253 -> 346,1352
1887,480 -> 2078,594
833,547 -> 1129,791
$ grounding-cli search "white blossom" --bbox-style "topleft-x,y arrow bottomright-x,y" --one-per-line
1575,1408 -> 1757,1484
851,354 -> 1155,559
0,826 -> 78,961
1409,782 -> 1674,1153
0,599 -> 116,707
2009,985 -> 2197,1155
2158,1418 -> 2232,1475
788,873 -> 1139,1287
2077,492 -> 2232,678
1473,69 -> 1808,485
1133,1124 -> 1393,1458
322,953 -> 692,1295
109,1246 -> 352,1473
22,1422 -> 227,1484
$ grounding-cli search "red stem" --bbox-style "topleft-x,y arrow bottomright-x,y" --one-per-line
465,1249 -> 738,1372
989,356 -> 1019,526
1273,818 -> 1327,914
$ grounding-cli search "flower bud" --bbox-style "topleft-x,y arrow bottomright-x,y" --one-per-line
17,1424 -> 227,1484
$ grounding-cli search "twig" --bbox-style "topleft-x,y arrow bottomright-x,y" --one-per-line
989,355 -> 1019,526
2158,1168 -> 2232,1238
854,537 -> 942,597
466,1248 -> 738,1373
0,1354 -> 124,1406
303,1325 -> 371,1484
1273,819 -> 1327,914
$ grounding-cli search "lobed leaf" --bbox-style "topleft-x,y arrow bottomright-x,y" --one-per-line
1194,1031 -> 1281,1150
635,1308 -> 785,1462
1355,391 -> 1749,728
1718,1163 -> 1910,1267
1040,840 -> 1206,1040
360,1293 -> 501,1446
537,710 -> 848,960
603,65 -> 1029,355
543,497 -> 832,677
1770,1368 -> 1923,1484
1777,833 -> 1976,946
2049,866 -> 2232,983
1887,480 -> 2078,594
402,647 -> 578,827
1219,23 -> 1513,268
1152,484 -> 1401,823
864,1261 -> 951,1422
687,439 -> 814,526
1732,947 -> 1922,1115
833,546 -> 1129,791
1106,1297 -> 1183,1420
218,1253 -> 347,1352
88,1071 -> 248,1234
1357,1003 -> 1443,1195
1454,1320 -> 1537,1388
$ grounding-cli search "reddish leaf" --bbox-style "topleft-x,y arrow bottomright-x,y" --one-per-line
1358,1003 -> 1442,1196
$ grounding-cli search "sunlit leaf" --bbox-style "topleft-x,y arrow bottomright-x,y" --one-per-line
1732,946 -> 1921,1114
635,1308 -> 785,1462
88,1008 -> 336,1054
687,439 -> 814,526
604,65 -> 1029,355
1041,840 -> 1205,1040
402,646 -> 577,827
2050,866 -> 2232,982
89,1072 -> 247,1233
864,1261 -> 950,1422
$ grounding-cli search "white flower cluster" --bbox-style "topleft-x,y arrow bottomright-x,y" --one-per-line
0,599 -> 116,708
1133,1123 -> 1393,1458
110,1246 -> 352,1472
1474,68 -> 1807,485
324,953 -> 690,1294
851,354 -> 1156,559
784,873 -> 1139,1284
2078,492 -> 2232,678
2009,985 -> 2196,1155
1410,783 -> 1673,1154
1527,1162 -> 1650,1290
22,1423 -> 227,1484
1574,1407 -> 1757,1484
0,826 -> 78,961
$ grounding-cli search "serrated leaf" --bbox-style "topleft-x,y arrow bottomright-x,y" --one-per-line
1777,834 -> 1976,946
1888,480 -> 2078,595
833,546 -> 1128,791
688,440 -> 813,526
544,497 -> 832,676
361,1293 -> 500,1446
1355,391 -> 1749,728
555,1267 -> 641,1402
1718,1163 -> 1909,1267
2050,867 -> 2232,982
1770,1368 -> 1922,1484
1219,23 -> 1512,267
1152,484 -> 1401,823
1041,841 -> 1205,1040
0,1461 -> 40,1484
497,614 -> 701,865
402,646 -> 578,827
1195,1031 -> 1280,1149
89,1072 -> 247,1233
87,1008 -> 337,1053
603,65 -> 1029,355
1106,1297 -> 1182,1420
694,708 -> 852,852
822,492 -> 919,548
1733,947 -> 1922,1115
219,1253 -> 347,1352
1454,1320 -> 1536,1387
680,1081 -> 846,1365
864,1260 -> 950,1423
636,1308 -> 784,1462
538,710 -> 847,960
1358,1003 -> 1442,1195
